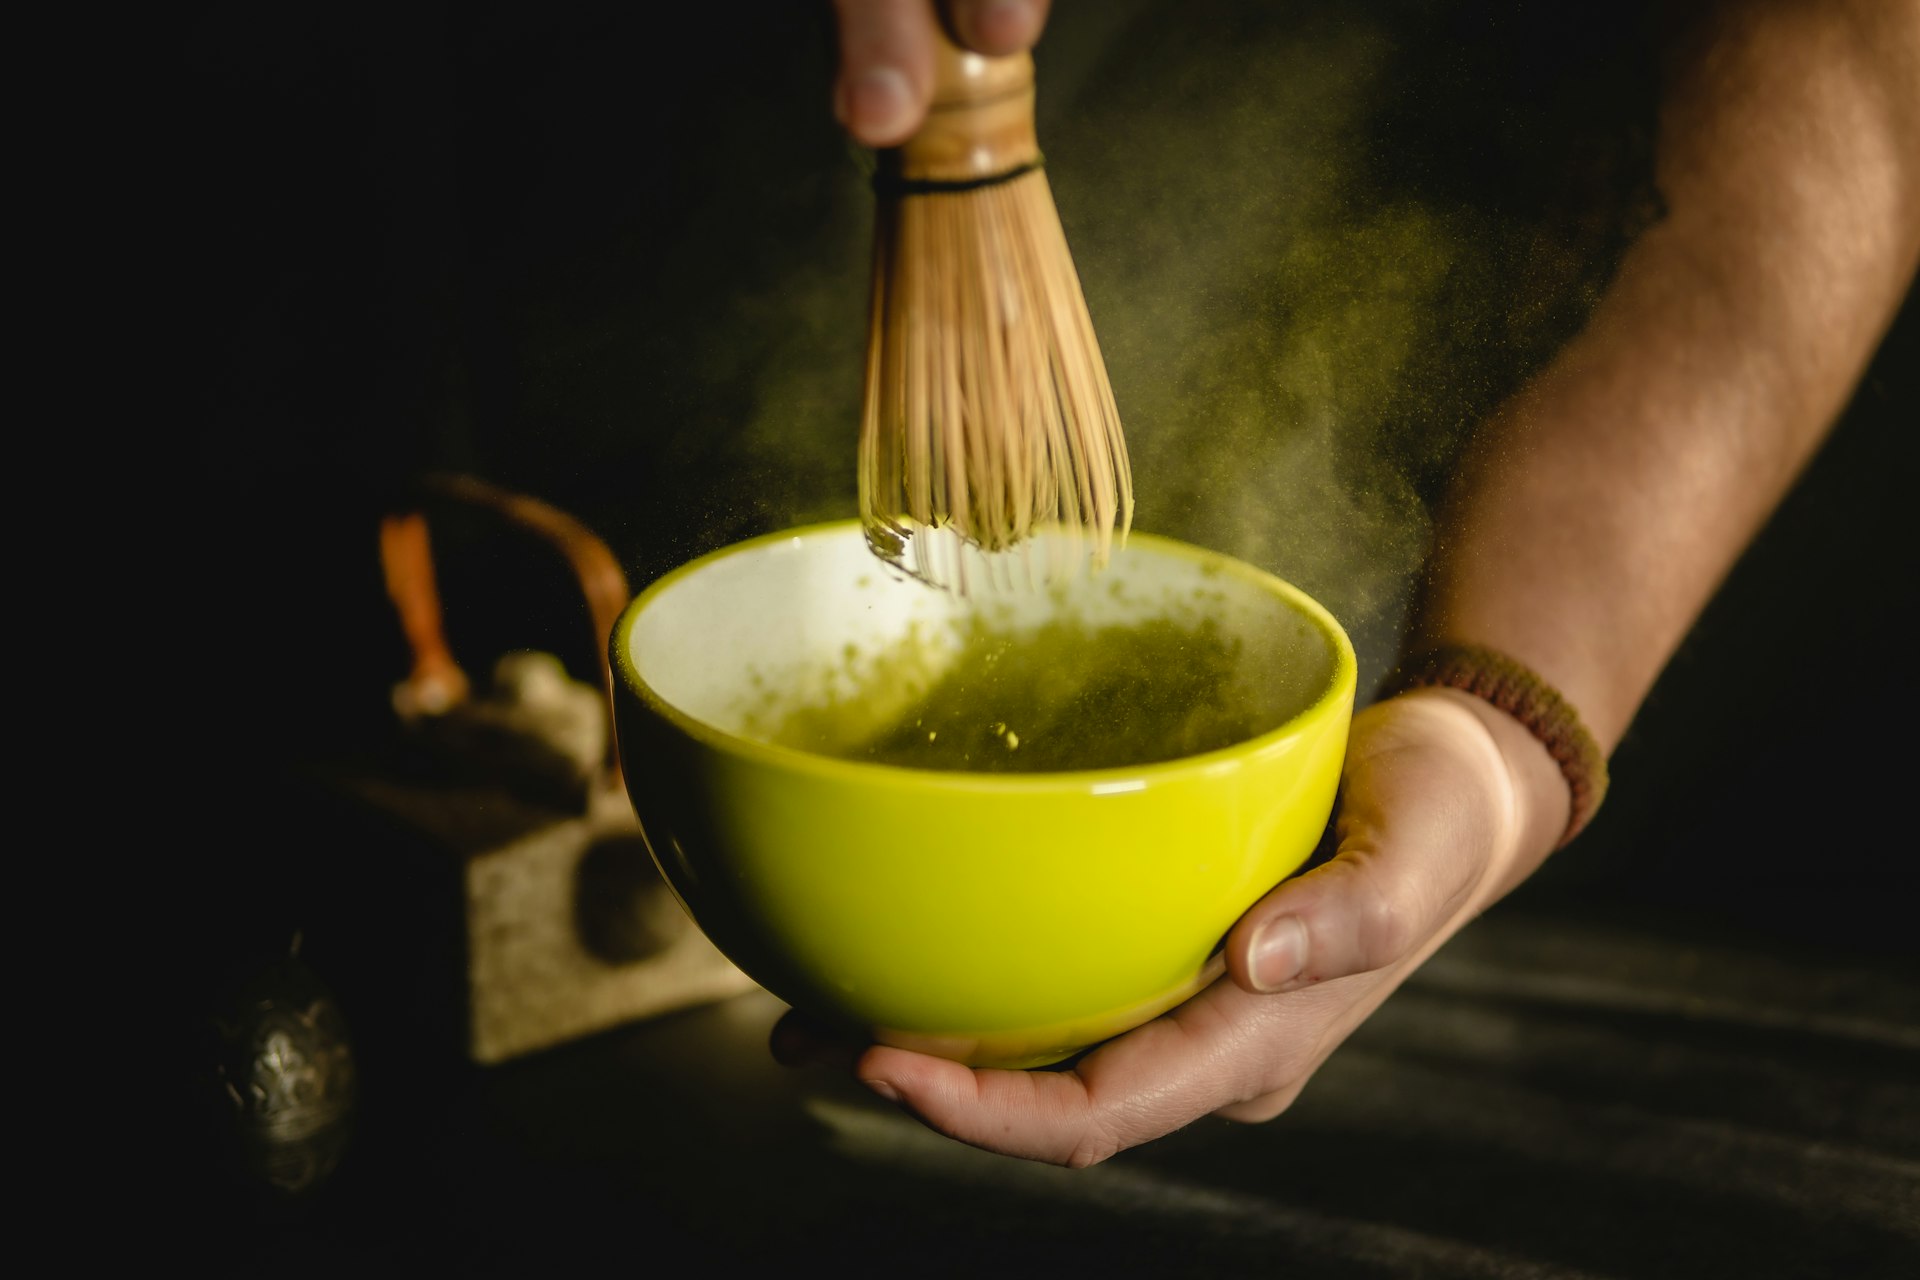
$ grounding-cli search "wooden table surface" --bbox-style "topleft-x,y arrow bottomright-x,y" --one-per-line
190,882 -> 1915,1278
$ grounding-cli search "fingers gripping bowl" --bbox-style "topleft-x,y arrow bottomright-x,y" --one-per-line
609,522 -> 1356,1069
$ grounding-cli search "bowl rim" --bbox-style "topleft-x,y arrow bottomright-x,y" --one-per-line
610,519 -> 1357,792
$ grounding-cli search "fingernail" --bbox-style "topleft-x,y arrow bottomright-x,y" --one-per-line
846,67 -> 913,143
1250,915 -> 1309,992
862,1077 -> 901,1104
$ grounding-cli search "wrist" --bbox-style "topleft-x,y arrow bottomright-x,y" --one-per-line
1383,643 -> 1608,849
1382,687 -> 1570,908
1346,686 -> 1569,920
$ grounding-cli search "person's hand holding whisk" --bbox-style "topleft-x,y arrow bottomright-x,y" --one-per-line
780,0 -> 1920,1165
831,0 -> 1052,147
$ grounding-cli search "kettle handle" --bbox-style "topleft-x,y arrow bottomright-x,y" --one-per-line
379,472 -> 631,788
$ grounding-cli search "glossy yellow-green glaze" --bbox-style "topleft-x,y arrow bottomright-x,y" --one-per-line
610,522 -> 1355,1069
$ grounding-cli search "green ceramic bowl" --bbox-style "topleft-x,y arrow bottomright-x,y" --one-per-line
609,521 -> 1355,1069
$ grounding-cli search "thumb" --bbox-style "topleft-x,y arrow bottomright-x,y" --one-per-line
832,0 -> 938,148
1223,689 -> 1541,994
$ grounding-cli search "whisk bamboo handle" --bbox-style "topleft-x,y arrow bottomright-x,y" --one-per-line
891,35 -> 1039,184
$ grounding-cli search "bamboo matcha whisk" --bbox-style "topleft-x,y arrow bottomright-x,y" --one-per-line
857,29 -> 1132,593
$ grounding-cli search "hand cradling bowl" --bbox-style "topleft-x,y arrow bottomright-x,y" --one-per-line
609,521 -> 1356,1069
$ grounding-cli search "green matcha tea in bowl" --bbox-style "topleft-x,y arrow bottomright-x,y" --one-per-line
608,521 -> 1355,1069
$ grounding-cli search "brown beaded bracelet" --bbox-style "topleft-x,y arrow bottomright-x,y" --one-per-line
1381,643 -> 1610,848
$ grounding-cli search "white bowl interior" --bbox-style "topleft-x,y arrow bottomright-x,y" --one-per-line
627,525 -> 1340,754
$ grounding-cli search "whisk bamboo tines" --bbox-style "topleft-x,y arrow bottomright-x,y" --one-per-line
857,31 -> 1133,594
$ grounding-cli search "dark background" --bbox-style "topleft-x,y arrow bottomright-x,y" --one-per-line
171,0 -> 1915,953
163,0 -> 1915,1272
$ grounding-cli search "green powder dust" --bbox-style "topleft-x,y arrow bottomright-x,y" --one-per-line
767,615 -> 1268,772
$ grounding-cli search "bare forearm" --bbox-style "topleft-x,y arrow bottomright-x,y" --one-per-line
1411,0 -> 1920,757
